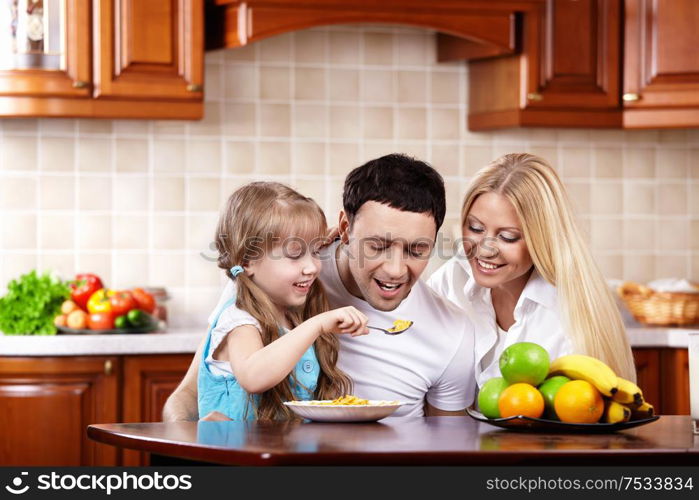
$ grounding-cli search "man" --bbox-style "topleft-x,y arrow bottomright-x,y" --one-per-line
163,154 -> 476,420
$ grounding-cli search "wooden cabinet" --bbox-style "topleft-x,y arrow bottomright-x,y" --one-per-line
0,0 -> 203,119
0,356 -> 119,466
623,0 -> 699,128
632,347 -> 690,416
466,0 -> 622,129
0,353 -> 192,466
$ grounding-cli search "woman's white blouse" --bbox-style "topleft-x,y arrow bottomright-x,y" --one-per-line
426,248 -> 574,388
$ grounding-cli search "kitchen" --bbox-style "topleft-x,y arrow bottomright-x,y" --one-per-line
1,0 -> 699,469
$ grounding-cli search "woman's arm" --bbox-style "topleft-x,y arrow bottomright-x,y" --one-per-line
227,307 -> 367,394
162,333 -> 206,421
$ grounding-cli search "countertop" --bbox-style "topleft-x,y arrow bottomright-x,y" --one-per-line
1,325 -> 698,356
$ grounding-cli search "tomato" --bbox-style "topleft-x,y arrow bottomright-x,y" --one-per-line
70,273 -> 103,311
87,289 -> 112,314
131,288 -> 156,314
88,312 -> 114,330
110,290 -> 137,316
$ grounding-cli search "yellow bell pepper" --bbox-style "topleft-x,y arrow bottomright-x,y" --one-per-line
87,288 -> 113,314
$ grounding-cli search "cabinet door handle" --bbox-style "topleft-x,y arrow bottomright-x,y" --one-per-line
186,84 -> 203,92
104,360 -> 112,376
527,93 -> 543,101
623,93 -> 640,102
72,80 -> 89,89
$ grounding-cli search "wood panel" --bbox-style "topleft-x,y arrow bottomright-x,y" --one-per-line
632,348 -> 661,413
93,0 -> 204,99
120,354 -> 193,466
660,348 -> 690,416
0,357 -> 119,466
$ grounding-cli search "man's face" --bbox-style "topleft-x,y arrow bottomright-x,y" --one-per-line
339,201 -> 437,311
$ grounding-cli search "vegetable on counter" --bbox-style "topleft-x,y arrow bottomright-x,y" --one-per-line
0,270 -> 70,335
109,290 -> 136,316
131,288 -> 156,315
69,273 -> 103,311
88,312 -> 114,330
87,288 -> 112,314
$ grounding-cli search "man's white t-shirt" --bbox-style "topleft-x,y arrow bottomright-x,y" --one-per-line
208,241 -> 476,418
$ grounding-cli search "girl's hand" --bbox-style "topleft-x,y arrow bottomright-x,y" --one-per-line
316,306 -> 369,337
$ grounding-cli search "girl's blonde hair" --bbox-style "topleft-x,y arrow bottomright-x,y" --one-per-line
461,153 -> 636,381
215,182 -> 352,419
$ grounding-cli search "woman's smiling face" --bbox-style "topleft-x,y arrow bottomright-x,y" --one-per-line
462,192 -> 533,289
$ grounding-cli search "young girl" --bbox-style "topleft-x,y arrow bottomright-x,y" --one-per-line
427,153 -> 636,386
199,181 -> 368,420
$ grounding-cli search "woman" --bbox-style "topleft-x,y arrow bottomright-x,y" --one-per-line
427,153 -> 636,387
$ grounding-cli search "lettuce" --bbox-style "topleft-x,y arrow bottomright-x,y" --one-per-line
0,270 -> 70,335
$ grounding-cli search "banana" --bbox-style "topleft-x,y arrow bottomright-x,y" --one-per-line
630,401 -> 654,420
612,377 -> 644,406
602,400 -> 631,423
548,354 -> 618,397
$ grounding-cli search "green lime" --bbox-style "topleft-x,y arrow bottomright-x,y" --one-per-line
499,342 -> 550,386
538,375 -> 571,420
477,377 -> 510,418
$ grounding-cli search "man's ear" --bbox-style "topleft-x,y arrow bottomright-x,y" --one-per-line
338,210 -> 351,244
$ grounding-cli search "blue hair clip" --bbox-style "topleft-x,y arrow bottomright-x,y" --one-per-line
230,265 -> 244,277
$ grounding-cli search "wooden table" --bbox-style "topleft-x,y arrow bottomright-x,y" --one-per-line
88,415 -> 699,466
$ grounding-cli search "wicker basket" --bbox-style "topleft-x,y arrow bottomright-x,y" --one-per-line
617,282 -> 699,326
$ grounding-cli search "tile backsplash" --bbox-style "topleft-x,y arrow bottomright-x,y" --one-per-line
0,25 -> 698,327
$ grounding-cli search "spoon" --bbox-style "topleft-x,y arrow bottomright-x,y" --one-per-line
367,320 -> 414,336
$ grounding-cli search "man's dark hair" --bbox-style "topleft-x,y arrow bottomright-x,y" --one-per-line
342,153 -> 446,232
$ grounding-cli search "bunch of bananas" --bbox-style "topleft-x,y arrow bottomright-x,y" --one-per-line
549,354 -> 654,423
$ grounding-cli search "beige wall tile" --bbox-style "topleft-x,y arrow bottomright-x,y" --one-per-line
153,176 -> 185,211
462,145 -> 493,176
431,144 -> 460,177
294,31 -> 326,63
328,69 -> 359,101
224,65 -> 257,100
565,182 -> 590,215
397,71 -> 427,103
622,218 -> 655,251
361,70 -> 393,102
260,67 -> 291,100
691,220 -> 699,251
112,253 -> 149,289
186,253 -> 221,286
77,214 -> 112,250
223,44 -> 255,62
556,129 -> 590,143
590,183 -> 622,215
40,137 -> 74,171
560,147 -> 591,178
659,130 -> 688,143
77,138 -> 112,172
187,178 -> 221,211
259,104 -> 291,137
396,33 -> 428,66
187,213 -> 219,251
590,219 -> 623,250
0,176 -> 37,210
329,32 -> 360,64
152,120 -> 186,136
154,140 -> 185,172
76,253 -> 111,284
204,64 -> 222,102
691,255 -> 699,281
592,253 -> 623,280
363,107 -> 393,139
4,119 -> 38,133
624,130 -> 658,144
40,214 -> 74,249
395,142 -> 427,162
0,254 -> 37,284
363,32 -> 393,65
150,253 -> 186,287
115,139 -> 148,173
39,119 -> 75,135
623,148 -> 655,178
189,102 -> 221,136
623,254 -> 656,282
153,215 -> 185,249
259,33 -> 292,62
431,72 -> 460,104
258,142 -> 291,174
590,129 -> 624,143
293,143 -> 326,175
656,149 -> 688,178
2,136 -> 37,171
690,149 -> 699,178
654,254 -> 688,278
594,148 -> 623,178
329,106 -> 360,139
657,219 -> 688,252
223,103 -> 256,137
78,120 -> 112,134
396,107 -> 426,139
623,181 -> 655,215
362,143 -> 395,162
78,176 -> 112,210
293,178 -> 326,207
295,68 -> 326,100
0,214 -> 36,248
527,147 -> 558,168
225,141 -> 255,174
657,183 -> 687,215
40,176 -> 75,210
691,183 -> 699,215
113,215 -> 149,249
41,253 -> 75,280
328,143 -> 360,176
430,108 -> 460,140
113,120 -> 149,136
293,104 -> 325,137
187,140 -> 222,173
113,176 -> 149,212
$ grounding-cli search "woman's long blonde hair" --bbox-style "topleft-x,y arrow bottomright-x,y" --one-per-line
215,182 -> 352,419
461,153 -> 636,381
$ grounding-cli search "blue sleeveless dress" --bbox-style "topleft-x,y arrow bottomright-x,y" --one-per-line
197,297 -> 320,420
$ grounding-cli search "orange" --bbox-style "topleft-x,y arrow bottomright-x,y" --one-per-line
553,380 -> 604,423
497,383 -> 545,419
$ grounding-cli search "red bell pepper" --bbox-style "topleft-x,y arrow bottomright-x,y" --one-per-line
70,273 -> 103,311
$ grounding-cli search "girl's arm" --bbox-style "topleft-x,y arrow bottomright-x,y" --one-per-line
225,306 -> 368,394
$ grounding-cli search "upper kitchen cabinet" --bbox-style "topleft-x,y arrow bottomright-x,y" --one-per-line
623,0 -> 699,128
0,0 -> 203,119
465,0 -> 622,130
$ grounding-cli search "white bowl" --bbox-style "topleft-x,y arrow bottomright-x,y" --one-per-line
283,400 -> 404,422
